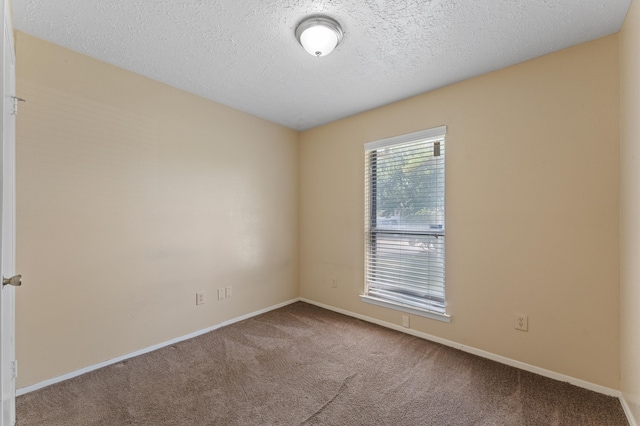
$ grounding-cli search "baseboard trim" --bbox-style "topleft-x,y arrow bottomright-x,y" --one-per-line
17,298 -> 301,396
620,394 -> 638,426
299,298 -> 621,398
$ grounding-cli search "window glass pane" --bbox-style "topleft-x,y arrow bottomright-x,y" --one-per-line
364,130 -> 446,315
374,139 -> 444,232
367,233 -> 445,311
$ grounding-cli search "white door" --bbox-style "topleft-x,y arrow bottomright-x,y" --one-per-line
0,0 -> 16,424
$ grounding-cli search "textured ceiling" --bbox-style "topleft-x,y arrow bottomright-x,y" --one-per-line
12,0 -> 632,131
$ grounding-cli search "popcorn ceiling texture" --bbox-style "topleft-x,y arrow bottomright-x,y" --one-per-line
12,0 -> 632,130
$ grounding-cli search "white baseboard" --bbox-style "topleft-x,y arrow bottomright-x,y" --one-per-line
17,298 -> 301,396
300,298 -> 621,398
620,394 -> 638,426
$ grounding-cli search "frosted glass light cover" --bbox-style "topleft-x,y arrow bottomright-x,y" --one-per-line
295,16 -> 343,58
300,25 -> 338,57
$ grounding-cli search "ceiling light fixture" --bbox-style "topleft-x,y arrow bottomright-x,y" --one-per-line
295,16 -> 343,57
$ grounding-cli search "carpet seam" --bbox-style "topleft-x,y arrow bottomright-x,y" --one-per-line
299,373 -> 357,425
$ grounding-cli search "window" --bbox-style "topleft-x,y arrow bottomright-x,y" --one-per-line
361,126 -> 449,322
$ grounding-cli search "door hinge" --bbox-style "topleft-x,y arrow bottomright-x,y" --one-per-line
10,97 -> 25,116
10,360 -> 17,379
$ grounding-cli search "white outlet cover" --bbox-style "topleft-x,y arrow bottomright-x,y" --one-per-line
196,293 -> 205,305
515,314 -> 529,331
402,315 -> 410,328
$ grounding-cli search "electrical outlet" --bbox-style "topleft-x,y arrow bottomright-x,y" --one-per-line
402,315 -> 410,328
218,288 -> 225,300
225,286 -> 232,298
196,292 -> 205,305
331,277 -> 337,288
515,314 -> 528,331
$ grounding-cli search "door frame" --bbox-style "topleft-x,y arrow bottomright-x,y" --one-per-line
0,0 -> 17,424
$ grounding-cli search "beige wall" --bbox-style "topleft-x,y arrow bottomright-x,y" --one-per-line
300,35 -> 620,389
15,21 -> 626,395
15,32 -> 299,388
621,0 -> 640,421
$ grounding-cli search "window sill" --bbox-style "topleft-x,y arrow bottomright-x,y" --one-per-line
360,294 -> 452,323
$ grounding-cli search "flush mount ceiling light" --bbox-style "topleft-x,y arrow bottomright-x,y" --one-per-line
295,16 -> 343,57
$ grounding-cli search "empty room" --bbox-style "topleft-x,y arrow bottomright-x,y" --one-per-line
1,0 -> 639,424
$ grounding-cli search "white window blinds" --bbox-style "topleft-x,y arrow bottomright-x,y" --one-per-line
364,126 -> 446,316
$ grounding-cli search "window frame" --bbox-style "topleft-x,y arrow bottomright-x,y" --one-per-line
360,126 -> 451,323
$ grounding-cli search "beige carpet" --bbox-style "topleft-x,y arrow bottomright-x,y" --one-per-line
17,302 -> 628,425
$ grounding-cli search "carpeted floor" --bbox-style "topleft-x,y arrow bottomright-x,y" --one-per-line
17,302 -> 628,425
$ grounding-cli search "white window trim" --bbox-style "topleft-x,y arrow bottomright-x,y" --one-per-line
362,124 -> 451,323
360,294 -> 452,323
363,125 -> 447,151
